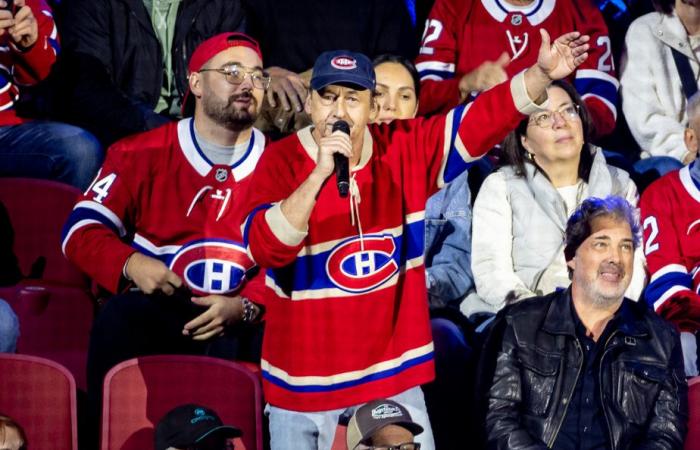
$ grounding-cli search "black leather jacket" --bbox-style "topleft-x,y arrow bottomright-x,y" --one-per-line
486,289 -> 687,450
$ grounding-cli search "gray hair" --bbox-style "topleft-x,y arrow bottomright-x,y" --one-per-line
564,196 -> 640,263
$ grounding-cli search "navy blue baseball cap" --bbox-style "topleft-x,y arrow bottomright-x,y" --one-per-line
310,50 -> 376,91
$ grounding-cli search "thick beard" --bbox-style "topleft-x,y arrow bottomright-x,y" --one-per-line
203,91 -> 257,132
577,265 -> 627,309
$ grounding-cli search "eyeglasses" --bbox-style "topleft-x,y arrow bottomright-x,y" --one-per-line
528,104 -> 580,128
199,64 -> 270,90
363,443 -> 421,450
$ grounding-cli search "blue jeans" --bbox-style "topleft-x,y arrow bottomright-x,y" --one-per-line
0,121 -> 103,190
0,299 -> 19,353
266,386 -> 435,450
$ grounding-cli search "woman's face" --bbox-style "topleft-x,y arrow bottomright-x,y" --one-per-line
372,62 -> 418,124
521,86 -> 584,169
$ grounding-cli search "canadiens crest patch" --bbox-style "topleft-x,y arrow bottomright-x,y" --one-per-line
169,240 -> 253,295
325,234 -> 399,293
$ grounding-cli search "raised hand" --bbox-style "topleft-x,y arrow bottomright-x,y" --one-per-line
536,29 -> 589,82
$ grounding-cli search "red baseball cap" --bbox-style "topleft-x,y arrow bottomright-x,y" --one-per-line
181,32 -> 263,117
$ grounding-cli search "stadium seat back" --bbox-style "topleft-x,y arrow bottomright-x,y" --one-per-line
0,353 -> 78,450
0,178 -> 86,287
4,284 -> 94,390
101,355 -> 263,450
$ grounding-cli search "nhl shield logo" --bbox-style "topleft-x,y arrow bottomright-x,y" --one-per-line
511,14 -> 523,26
215,168 -> 228,182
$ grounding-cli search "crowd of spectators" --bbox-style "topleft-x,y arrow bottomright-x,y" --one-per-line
2,0 -> 700,448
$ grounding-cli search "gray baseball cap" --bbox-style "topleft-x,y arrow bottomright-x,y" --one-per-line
346,399 -> 423,449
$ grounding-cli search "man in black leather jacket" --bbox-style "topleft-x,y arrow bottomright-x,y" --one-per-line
52,0 -> 246,146
485,196 -> 687,449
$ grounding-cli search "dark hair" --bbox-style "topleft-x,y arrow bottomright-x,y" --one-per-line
500,80 -> 594,182
564,196 -> 641,264
372,54 -> 421,98
0,415 -> 27,450
652,0 -> 674,14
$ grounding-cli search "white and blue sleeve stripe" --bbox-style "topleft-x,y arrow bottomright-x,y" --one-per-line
416,61 -> 456,82
645,264 -> 692,311
61,201 -> 126,254
574,69 -> 619,120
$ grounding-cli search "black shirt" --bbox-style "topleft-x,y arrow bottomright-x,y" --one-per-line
552,302 -> 620,450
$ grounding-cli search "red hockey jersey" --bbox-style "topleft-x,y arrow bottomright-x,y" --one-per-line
241,74 -> 538,411
641,163 -> 700,331
0,0 -> 58,125
415,0 -> 617,136
62,119 -> 266,301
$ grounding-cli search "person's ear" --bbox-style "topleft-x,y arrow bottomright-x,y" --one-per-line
685,127 -> 698,154
369,95 -> 379,121
189,72 -> 203,98
370,95 -> 379,113
304,91 -> 313,115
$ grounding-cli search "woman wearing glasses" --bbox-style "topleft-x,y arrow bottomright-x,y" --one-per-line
470,81 -> 646,314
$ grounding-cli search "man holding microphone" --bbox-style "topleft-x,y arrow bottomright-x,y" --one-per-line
242,30 -> 590,450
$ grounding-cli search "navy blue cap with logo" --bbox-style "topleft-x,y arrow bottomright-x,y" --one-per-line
154,404 -> 241,450
310,50 -> 376,92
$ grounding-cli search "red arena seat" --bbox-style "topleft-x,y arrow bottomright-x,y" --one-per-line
101,355 -> 263,450
0,353 -> 78,450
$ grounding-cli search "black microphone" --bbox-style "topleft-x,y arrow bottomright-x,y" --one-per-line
332,120 -> 350,197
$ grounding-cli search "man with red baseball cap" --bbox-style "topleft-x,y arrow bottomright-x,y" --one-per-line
62,32 -> 269,445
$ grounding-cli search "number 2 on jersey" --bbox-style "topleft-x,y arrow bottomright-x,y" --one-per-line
419,19 -> 443,55
643,216 -> 660,255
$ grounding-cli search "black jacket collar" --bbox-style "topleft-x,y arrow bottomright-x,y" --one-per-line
540,287 -> 649,338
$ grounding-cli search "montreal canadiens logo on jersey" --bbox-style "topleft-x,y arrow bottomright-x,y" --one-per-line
330,56 -> 357,70
325,234 -> 399,293
169,240 -> 253,295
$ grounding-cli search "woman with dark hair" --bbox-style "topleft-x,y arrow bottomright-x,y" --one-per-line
620,0 -> 700,168
470,80 -> 646,314
0,415 -> 27,450
372,54 -> 475,450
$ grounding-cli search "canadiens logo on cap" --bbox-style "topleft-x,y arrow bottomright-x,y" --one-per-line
331,56 -> 357,70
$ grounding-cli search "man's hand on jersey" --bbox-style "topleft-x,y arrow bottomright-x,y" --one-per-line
0,0 -> 38,49
125,252 -> 183,295
266,66 -> 309,113
183,294 -> 244,341
312,128 -> 352,179
535,30 -> 589,81
458,52 -> 510,100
